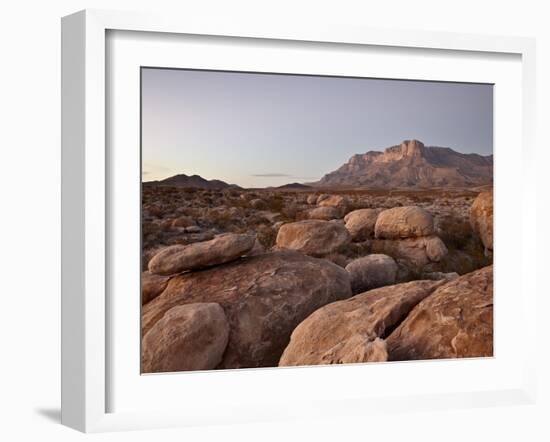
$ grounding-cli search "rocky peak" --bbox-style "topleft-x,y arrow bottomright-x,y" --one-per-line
384,139 -> 426,160
316,139 -> 493,188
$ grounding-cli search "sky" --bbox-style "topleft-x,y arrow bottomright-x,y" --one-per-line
141,68 -> 493,188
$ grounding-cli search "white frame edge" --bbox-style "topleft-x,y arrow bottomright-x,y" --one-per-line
61,9 -> 537,433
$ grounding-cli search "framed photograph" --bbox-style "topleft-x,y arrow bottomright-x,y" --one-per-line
61,9 -> 537,432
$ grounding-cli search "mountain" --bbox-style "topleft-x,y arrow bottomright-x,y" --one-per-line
316,139 -> 493,188
144,174 -> 241,190
276,182 -> 312,190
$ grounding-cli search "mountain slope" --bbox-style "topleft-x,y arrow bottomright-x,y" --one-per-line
144,174 -> 241,190
316,140 -> 493,188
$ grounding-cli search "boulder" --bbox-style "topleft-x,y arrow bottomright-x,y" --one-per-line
307,206 -> 341,221
141,271 -> 170,304
275,220 -> 351,257
317,194 -> 331,203
185,225 -> 201,234
307,194 -> 319,205
470,191 -> 493,251
371,235 -> 448,268
387,266 -> 493,360
345,254 -> 398,294
148,233 -> 256,276
142,251 -> 352,368
344,208 -> 382,241
142,303 -> 229,373
171,215 -> 196,228
318,195 -> 349,213
279,280 -> 443,366
374,206 -> 434,239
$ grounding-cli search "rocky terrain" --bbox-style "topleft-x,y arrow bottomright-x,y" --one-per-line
141,180 -> 494,373
316,139 -> 493,188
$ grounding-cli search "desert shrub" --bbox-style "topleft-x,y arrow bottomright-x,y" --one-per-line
437,216 -> 474,250
281,203 -> 299,220
257,225 -> 277,249
264,195 -> 285,213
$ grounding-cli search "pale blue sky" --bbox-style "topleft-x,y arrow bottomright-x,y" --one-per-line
142,68 -> 493,188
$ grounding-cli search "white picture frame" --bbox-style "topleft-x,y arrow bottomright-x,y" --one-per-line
61,9 -> 537,433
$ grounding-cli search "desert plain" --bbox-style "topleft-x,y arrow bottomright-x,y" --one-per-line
140,140 -> 494,373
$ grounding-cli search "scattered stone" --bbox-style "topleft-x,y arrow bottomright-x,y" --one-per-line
387,266 -> 493,360
307,206 -> 341,220
279,279 -> 443,366
371,235 -> 448,268
185,225 -> 201,233
317,194 -> 331,203
148,233 -> 256,276
318,195 -> 349,214
307,194 -> 319,205
143,251 -> 352,368
142,303 -> 229,373
276,220 -> 351,257
171,215 -> 196,228
345,254 -> 398,294
375,206 -> 434,239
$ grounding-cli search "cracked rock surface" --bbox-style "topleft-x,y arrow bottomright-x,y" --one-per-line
142,251 -> 352,369
279,279 -> 443,366
387,265 -> 493,360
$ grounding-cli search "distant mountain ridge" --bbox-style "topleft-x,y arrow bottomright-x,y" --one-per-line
144,173 -> 241,190
316,139 -> 493,188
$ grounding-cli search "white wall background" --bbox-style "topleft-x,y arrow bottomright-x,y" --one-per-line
0,1 -> 547,441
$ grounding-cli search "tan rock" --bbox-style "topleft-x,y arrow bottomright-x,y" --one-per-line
387,266 -> 493,360
148,233 -> 256,276
307,194 -> 319,205
470,191 -> 493,251
171,215 -> 196,228
318,195 -> 349,213
371,235 -> 448,268
141,271 -> 170,304
307,206 -> 341,220
279,280 -> 442,367
374,206 -> 434,239
142,303 -> 229,373
142,251 -> 352,368
344,208 -> 382,241
345,254 -> 398,294
276,220 -> 351,257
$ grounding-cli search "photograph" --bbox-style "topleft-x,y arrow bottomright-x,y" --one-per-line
140,67 -> 494,374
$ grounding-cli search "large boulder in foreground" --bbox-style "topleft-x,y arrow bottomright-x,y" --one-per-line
276,220 -> 351,257
344,208 -> 382,241
142,303 -> 229,373
375,206 -> 434,239
387,265 -> 493,361
470,191 -> 493,251
142,251 -> 352,369
371,235 -> 448,268
279,280 -> 443,367
345,254 -> 398,294
148,233 -> 256,276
